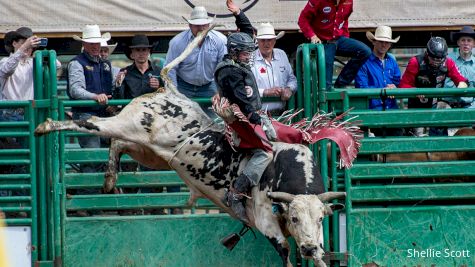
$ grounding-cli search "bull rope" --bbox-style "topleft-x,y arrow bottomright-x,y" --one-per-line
167,121 -> 216,167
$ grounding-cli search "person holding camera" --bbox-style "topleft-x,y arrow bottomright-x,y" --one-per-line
0,27 -> 60,201
0,27 -> 57,107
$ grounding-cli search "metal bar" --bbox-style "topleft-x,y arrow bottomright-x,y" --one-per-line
65,193 -> 215,210
48,50 -> 61,264
63,171 -> 184,188
350,183 -> 475,202
360,136 -> 475,154
349,161 -> 475,179
296,45 -> 304,119
34,51 -> 48,261
58,99 -> 67,264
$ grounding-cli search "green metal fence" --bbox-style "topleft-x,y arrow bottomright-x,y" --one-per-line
8,44 -> 475,266
297,43 -> 475,266
340,89 -> 475,267
9,50 -> 306,266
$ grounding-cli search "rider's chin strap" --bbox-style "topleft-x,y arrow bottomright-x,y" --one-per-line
167,121 -> 216,167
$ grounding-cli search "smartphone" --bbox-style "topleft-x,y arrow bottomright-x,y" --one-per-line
38,38 -> 48,47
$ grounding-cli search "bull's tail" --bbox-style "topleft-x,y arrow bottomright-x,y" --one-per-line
160,24 -> 216,95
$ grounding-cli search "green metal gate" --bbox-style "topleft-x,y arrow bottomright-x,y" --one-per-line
296,43 -> 475,266
24,50 -> 310,266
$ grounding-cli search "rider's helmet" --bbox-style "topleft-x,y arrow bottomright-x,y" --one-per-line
425,37 -> 448,68
227,32 -> 257,67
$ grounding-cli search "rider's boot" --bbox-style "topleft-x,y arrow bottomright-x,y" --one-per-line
225,174 -> 252,225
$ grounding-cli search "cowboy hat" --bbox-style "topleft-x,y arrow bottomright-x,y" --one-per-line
4,27 -> 34,53
73,24 -> 111,43
125,34 -> 154,60
366,25 -> 400,43
450,26 -> 475,42
100,40 -> 117,55
5,27 -> 33,43
255,22 -> 285,40
182,6 -> 213,25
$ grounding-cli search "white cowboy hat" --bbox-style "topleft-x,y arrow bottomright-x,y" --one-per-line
182,6 -> 213,25
256,22 -> 285,40
366,25 -> 400,43
100,40 -> 117,55
73,24 -> 111,43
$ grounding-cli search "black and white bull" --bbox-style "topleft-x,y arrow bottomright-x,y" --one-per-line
34,27 -> 351,267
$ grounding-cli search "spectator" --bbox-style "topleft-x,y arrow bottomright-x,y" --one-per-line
165,6 -> 227,116
298,0 -> 371,89
442,26 -> 475,108
114,34 -> 162,99
355,26 -> 403,136
0,27 -> 60,212
99,39 -> 120,79
400,36 -> 468,136
251,22 -> 297,115
68,25 -> 114,174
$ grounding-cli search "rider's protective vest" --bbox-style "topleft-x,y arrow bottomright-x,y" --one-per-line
409,54 -> 448,108
215,57 -> 262,124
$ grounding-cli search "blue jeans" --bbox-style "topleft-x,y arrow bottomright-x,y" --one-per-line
323,37 -> 371,89
177,76 -> 217,119
242,149 -> 273,186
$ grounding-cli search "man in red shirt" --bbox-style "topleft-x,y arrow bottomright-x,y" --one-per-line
298,0 -> 371,89
400,36 -> 468,109
400,36 -> 468,136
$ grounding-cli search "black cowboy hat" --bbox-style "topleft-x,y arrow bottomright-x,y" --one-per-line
450,26 -> 475,42
4,27 -> 33,53
125,34 -> 156,60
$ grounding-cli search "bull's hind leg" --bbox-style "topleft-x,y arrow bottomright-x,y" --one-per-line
35,116 -> 137,141
103,138 -> 124,192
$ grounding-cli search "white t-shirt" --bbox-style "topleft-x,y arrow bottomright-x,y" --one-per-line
0,51 -> 34,100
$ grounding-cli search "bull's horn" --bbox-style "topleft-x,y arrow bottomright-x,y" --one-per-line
317,192 -> 346,202
267,192 -> 295,203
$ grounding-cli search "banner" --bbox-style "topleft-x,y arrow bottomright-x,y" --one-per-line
0,0 -> 474,34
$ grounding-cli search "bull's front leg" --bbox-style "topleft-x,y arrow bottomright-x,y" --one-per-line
252,190 -> 292,267
312,257 -> 327,267
267,237 -> 292,267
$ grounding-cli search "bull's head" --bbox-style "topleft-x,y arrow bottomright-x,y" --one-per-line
267,191 -> 345,267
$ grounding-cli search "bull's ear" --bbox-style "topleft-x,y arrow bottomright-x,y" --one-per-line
324,203 -> 345,216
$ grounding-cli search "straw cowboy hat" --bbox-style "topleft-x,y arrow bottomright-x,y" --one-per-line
100,40 -> 117,55
256,22 -> 285,40
366,26 -> 400,43
73,24 -> 111,43
450,26 -> 475,42
182,6 -> 213,25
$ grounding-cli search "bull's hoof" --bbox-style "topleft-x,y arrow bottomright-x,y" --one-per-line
103,172 -> 117,193
313,259 -> 327,267
34,118 -> 53,136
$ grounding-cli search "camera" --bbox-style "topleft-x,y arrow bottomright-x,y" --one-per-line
38,38 -> 48,47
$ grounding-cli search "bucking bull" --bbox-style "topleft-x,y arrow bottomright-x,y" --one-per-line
34,26 -> 361,267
